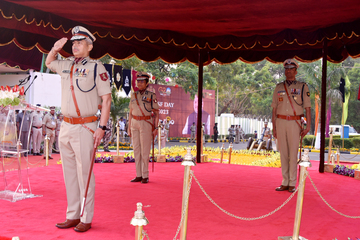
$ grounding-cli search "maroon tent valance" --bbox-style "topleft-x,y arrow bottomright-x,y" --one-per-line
1,0 -> 360,70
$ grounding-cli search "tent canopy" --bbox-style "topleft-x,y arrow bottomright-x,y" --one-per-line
1,0 -> 360,70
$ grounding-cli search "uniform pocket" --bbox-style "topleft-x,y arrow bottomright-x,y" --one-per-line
76,76 -> 96,92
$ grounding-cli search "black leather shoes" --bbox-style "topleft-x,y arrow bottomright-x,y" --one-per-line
56,219 -> 80,229
74,222 -> 91,232
275,185 -> 289,191
141,178 -> 149,184
130,177 -> 143,182
288,186 -> 296,192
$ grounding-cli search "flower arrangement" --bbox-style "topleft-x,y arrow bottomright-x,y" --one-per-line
124,152 -> 135,162
95,146 -> 280,166
166,154 -> 183,162
0,85 -> 25,107
333,165 -> 355,177
350,164 -> 360,170
94,153 -> 113,163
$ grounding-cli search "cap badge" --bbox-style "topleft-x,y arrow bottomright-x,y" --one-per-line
74,26 -> 80,34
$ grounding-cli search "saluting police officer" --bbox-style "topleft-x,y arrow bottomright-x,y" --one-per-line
271,59 -> 311,193
45,26 -> 111,232
128,72 -> 159,184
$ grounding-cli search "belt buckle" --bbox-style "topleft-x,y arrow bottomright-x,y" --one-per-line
286,115 -> 291,120
68,117 -> 74,124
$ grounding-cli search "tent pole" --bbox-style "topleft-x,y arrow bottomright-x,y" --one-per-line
319,39 -> 328,173
196,50 -> 204,163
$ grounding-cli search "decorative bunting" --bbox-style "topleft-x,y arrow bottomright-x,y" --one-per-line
122,69 -> 132,96
104,64 -> 113,86
113,65 -> 123,91
131,69 -> 139,92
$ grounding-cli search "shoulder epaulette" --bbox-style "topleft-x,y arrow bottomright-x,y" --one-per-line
89,59 -> 99,63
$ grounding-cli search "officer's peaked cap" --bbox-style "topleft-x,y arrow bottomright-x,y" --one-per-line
71,26 -> 96,42
283,59 -> 299,69
136,72 -> 150,81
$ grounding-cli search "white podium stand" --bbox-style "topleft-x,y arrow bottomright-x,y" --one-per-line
0,103 -> 46,202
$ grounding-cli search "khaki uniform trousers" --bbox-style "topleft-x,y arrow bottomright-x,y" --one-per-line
276,119 -> 301,187
55,130 -> 60,151
59,121 -> 97,223
235,132 -> 240,143
131,119 -> 152,178
190,132 -> 196,142
32,128 -> 42,154
45,128 -> 55,157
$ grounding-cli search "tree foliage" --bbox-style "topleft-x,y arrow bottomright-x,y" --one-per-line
100,55 -> 360,133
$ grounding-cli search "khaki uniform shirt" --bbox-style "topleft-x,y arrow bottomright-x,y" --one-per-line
31,111 -> 43,128
56,119 -> 62,131
43,114 -> 57,130
49,56 -> 111,117
271,81 -> 311,115
190,125 -> 196,133
262,127 -> 271,139
129,90 -> 159,117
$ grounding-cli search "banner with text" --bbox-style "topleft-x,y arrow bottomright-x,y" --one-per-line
148,84 -> 215,138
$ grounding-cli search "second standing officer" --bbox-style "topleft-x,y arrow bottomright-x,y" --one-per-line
128,72 -> 159,184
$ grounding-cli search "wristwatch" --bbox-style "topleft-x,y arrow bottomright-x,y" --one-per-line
99,125 -> 107,130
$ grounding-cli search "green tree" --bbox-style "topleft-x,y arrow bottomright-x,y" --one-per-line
109,86 -> 130,138
170,61 -> 216,98
300,60 -> 346,135
340,62 -> 360,132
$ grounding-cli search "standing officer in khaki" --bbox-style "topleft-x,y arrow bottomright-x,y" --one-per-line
190,122 -> 196,143
42,106 -> 57,159
55,113 -> 63,152
261,121 -> 271,142
45,26 -> 111,232
31,104 -> 43,156
128,72 -> 159,184
271,59 -> 311,193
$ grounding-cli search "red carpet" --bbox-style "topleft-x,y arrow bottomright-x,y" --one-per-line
1,157 -> 359,240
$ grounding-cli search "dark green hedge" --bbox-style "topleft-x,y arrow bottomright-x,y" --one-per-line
302,135 -> 355,149
351,137 -> 360,148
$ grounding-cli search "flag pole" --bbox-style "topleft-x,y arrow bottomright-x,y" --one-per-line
342,102 -> 344,149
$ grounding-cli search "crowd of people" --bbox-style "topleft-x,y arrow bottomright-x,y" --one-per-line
227,125 -> 245,143
9,105 -> 63,158
7,107 -> 131,157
